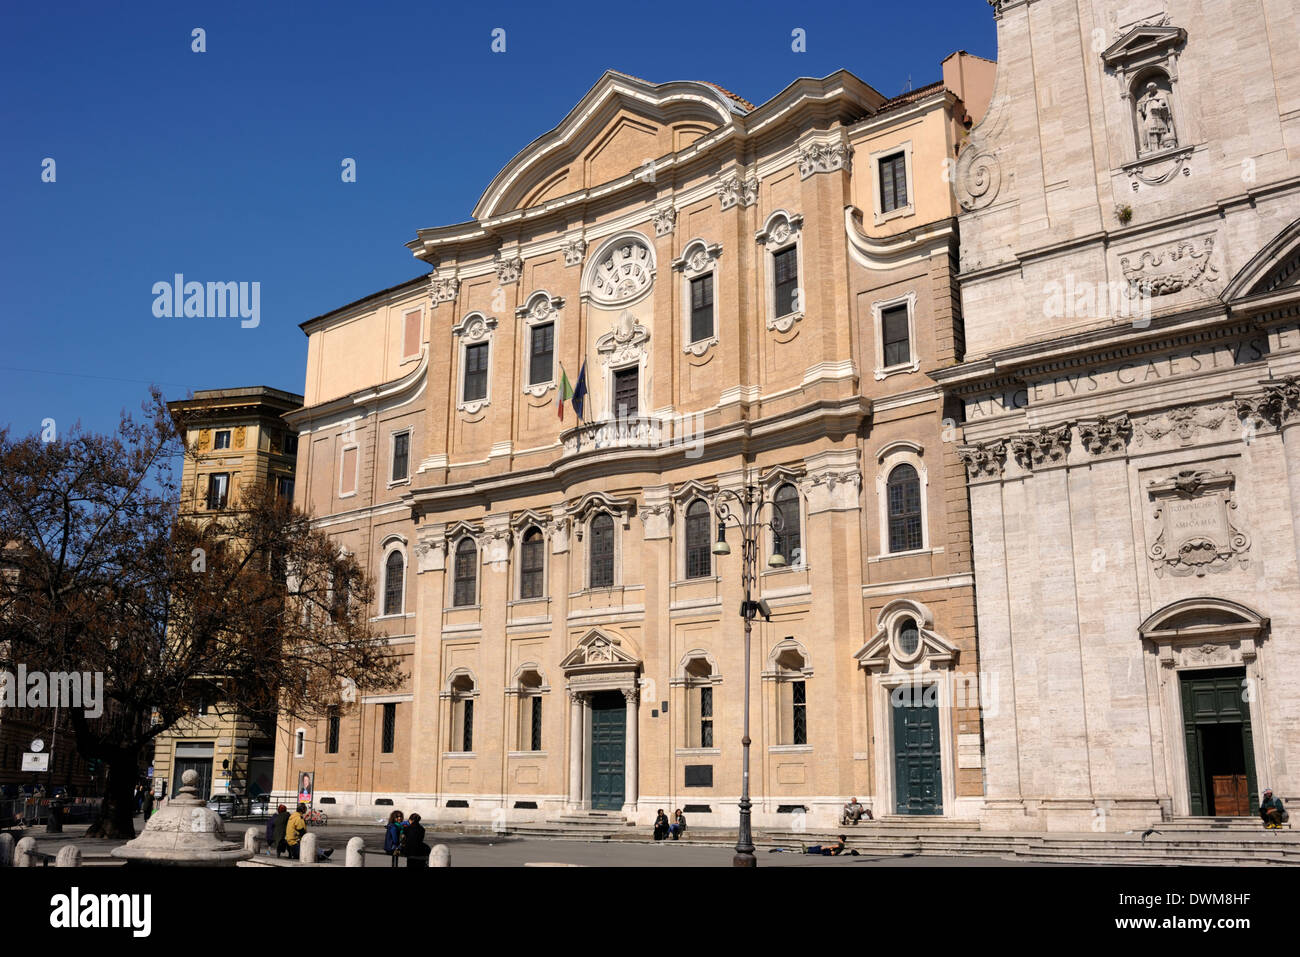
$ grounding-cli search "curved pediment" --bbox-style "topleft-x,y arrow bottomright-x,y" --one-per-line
473,71 -> 747,220
1222,216 -> 1300,303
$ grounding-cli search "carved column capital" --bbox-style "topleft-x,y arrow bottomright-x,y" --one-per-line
957,439 -> 1007,481
1236,377 -> 1300,430
1077,413 -> 1133,456
429,271 -> 459,306
1010,423 -> 1072,470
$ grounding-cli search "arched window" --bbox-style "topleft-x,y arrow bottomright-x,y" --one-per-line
683,657 -> 715,749
382,550 -> 405,616
449,673 -> 475,752
897,616 -> 920,657
685,500 -> 711,579
517,669 -> 544,752
772,483 -> 801,566
887,464 -> 922,553
453,538 -> 477,606
520,527 -> 544,599
589,513 -> 614,588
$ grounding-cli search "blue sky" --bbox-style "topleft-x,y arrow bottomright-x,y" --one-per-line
0,0 -> 995,437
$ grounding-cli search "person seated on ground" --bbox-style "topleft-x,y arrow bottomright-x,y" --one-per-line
1260,788 -> 1288,828
804,835 -> 848,856
841,797 -> 866,825
670,808 -> 687,840
653,809 -> 670,841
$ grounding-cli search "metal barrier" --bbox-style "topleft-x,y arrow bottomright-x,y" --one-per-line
3,796 -> 102,826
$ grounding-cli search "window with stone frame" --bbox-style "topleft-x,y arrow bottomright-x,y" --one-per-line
529,321 -> 554,386
881,302 -> 911,368
206,472 -> 230,510
382,549 -> 404,616
517,670 -> 544,752
326,709 -> 340,754
213,429 -> 231,450
519,526 -> 545,599
589,512 -> 615,588
773,246 -> 799,318
452,538 -> 477,606
612,366 -> 639,420
690,273 -> 714,344
381,702 -> 396,754
878,151 -> 908,213
887,464 -> 923,553
463,342 -> 489,402
684,499 -> 712,579
683,657 -> 715,749
450,674 -> 475,752
776,647 -> 809,746
772,482 -> 802,566
391,430 -> 410,483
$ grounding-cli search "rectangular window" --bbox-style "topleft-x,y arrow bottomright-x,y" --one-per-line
206,473 -> 229,510
402,308 -> 422,359
700,686 -> 714,748
881,303 -> 911,367
340,446 -> 358,496
326,712 -> 340,754
613,366 -> 639,420
462,699 -> 474,752
689,274 -> 714,344
381,703 -> 396,754
463,342 -> 489,402
791,680 -> 807,745
284,433 -> 299,457
773,246 -> 798,318
391,431 -> 409,482
275,475 -> 295,503
294,730 -> 305,758
520,532 -> 545,599
213,430 -> 231,450
529,321 -> 554,385
530,697 -> 543,752
879,151 -> 908,213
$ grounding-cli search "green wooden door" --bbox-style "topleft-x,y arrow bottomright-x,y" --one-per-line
1180,668 -> 1257,816
894,698 -> 943,815
589,691 -> 626,810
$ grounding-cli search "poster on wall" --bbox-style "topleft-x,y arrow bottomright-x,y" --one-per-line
297,771 -> 314,807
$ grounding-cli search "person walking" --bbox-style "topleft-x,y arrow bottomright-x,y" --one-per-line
384,810 -> 406,867
402,813 -> 430,868
285,803 -> 308,860
142,788 -> 154,819
268,804 -> 290,857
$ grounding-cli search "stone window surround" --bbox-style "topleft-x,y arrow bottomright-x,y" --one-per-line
378,534 -> 408,619
671,480 -> 717,583
505,662 -> 550,753
453,311 -> 497,415
511,511 -> 551,601
1100,23 -> 1189,169
672,648 -> 723,753
871,290 -> 921,381
571,504 -> 630,593
763,637 -> 813,749
759,465 -> 809,573
757,210 -> 805,335
672,238 -> 722,357
293,727 -> 306,758
875,441 -> 929,556
447,531 -> 480,610
870,140 -> 915,225
517,291 -> 564,397
338,440 -> 359,500
400,304 -> 424,364
387,427 -> 412,488
440,667 -> 480,756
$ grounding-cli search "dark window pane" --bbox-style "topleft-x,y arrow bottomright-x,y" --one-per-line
529,322 -> 554,385
520,528 -> 544,598
530,697 -> 543,752
700,685 -> 713,749
879,152 -> 908,212
773,483 -> 801,565
690,274 -> 714,343
613,367 -> 639,419
391,432 -> 409,481
792,680 -> 807,745
382,703 -> 396,754
206,473 -> 229,510
589,513 -> 614,588
453,539 -> 477,606
326,712 -> 340,754
898,617 -> 920,656
463,343 -> 489,402
383,550 -> 404,616
887,464 -> 923,553
773,247 -> 799,317
685,500 -> 711,579
882,304 -> 911,367
214,430 -> 231,450
462,699 -> 474,752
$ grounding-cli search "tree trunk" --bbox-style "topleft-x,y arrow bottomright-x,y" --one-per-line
85,750 -> 139,839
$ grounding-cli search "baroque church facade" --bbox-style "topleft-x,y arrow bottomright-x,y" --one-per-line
272,55 -> 999,828
944,0 -> 1300,830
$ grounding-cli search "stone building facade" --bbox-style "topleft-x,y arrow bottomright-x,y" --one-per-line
153,387 -> 302,801
942,0 -> 1300,831
274,58 -> 997,828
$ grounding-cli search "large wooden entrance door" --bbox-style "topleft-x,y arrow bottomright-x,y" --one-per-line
589,691 -> 626,810
1180,668 -> 1258,816
893,697 -> 943,815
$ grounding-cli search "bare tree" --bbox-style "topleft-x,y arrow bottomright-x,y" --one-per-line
0,391 -> 401,837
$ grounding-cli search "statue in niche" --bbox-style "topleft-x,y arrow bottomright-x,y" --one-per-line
1137,79 -> 1177,154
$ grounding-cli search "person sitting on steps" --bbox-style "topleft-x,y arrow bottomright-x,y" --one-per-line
1260,788 -> 1288,829
841,797 -> 870,825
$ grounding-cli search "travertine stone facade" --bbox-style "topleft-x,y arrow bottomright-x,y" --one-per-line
154,387 -> 302,801
943,0 -> 1300,831
275,61 -> 995,828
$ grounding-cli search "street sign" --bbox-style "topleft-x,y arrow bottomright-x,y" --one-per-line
22,752 -> 49,772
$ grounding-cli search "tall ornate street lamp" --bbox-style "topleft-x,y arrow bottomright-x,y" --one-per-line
711,483 -> 786,868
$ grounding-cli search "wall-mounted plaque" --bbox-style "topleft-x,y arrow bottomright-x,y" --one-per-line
1146,469 -> 1250,577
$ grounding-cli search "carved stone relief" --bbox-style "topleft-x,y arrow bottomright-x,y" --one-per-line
1146,469 -> 1250,578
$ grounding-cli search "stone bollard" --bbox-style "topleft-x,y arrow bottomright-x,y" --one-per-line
346,836 -> 365,868
0,833 -> 14,867
300,831 -> 318,864
55,846 -> 82,867
430,843 -> 450,867
245,826 -> 264,855
14,836 -> 38,867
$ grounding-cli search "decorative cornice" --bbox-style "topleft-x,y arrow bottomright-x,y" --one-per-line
1076,413 -> 1132,456
957,440 -> 1007,480
1009,423 -> 1071,470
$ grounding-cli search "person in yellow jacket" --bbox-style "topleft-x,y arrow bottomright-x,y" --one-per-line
285,803 -> 308,859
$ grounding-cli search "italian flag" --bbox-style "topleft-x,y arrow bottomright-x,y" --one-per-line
558,367 -> 574,420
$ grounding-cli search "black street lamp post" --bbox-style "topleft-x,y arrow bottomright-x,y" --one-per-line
711,482 -> 786,868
